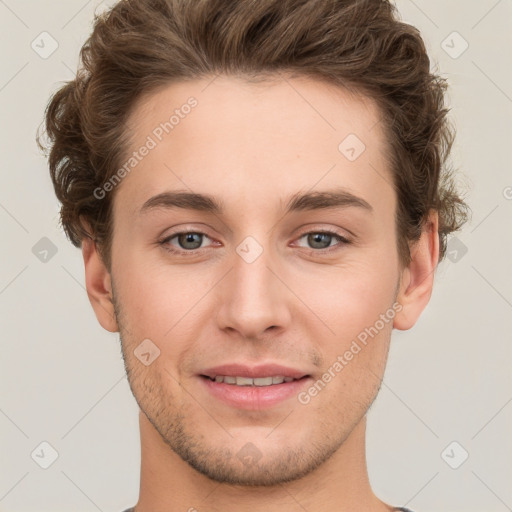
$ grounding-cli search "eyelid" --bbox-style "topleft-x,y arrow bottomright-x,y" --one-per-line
292,228 -> 351,253
157,223 -> 356,257
159,228 -> 216,256
295,225 -> 351,241
158,234 -> 352,257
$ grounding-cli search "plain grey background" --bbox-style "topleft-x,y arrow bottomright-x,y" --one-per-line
1,1 -> 511,511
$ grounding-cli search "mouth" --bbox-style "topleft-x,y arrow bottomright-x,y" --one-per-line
200,374 -> 308,386
197,365 -> 312,409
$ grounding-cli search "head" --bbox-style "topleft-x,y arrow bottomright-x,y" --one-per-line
39,0 -> 469,486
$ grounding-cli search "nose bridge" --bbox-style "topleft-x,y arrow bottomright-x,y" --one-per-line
215,235 -> 291,338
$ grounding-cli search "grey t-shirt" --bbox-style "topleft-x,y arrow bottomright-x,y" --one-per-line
122,507 -> 416,511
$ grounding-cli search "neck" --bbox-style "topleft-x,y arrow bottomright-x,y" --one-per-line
133,411 -> 394,512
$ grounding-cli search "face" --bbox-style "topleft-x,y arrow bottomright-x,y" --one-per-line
107,75 -> 404,485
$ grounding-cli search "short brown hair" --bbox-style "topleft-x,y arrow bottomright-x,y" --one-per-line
38,0 -> 469,271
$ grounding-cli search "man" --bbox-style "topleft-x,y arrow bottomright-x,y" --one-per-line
39,0 -> 468,510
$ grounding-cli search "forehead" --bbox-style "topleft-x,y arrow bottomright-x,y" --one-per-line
115,74 -> 393,219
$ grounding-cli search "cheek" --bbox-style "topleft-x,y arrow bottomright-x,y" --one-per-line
305,259 -> 397,330
296,253 -> 398,380
306,276 -> 394,407
114,252 -> 215,342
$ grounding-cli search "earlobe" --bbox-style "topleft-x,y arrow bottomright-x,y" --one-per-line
82,236 -> 119,333
393,210 -> 440,331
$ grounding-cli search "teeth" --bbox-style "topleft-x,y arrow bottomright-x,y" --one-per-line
253,377 -> 273,386
210,375 -> 298,386
236,376 -> 254,386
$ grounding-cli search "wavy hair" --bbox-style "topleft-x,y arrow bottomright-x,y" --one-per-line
38,0 -> 470,271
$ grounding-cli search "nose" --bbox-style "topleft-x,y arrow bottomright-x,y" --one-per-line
214,242 -> 292,340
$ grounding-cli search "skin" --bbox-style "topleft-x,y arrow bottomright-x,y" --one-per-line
82,75 -> 439,512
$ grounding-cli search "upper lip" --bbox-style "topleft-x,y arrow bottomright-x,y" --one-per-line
200,363 -> 310,380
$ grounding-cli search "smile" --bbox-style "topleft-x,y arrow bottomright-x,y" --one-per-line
204,375 -> 297,386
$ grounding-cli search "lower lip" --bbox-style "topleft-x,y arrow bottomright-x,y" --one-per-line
199,376 -> 311,410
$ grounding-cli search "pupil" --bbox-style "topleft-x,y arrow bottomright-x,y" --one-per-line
309,233 -> 331,249
180,233 -> 202,249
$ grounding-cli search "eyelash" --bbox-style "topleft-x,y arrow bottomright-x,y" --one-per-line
158,229 -> 351,257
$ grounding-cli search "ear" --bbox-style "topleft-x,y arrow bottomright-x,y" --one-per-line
393,210 -> 440,331
82,233 -> 119,333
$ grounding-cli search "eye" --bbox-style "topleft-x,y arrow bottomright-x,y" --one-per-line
159,228 -> 351,257
295,230 -> 351,252
160,231 -> 214,255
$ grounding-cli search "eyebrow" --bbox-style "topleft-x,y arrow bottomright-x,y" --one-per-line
139,187 -> 373,216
